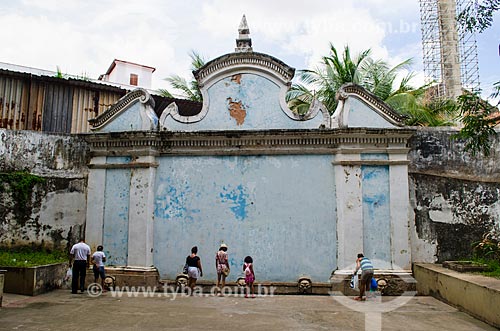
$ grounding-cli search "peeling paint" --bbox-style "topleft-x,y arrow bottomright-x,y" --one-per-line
411,173 -> 500,262
0,131 -> 88,250
219,184 -> 249,221
154,177 -> 199,221
362,165 -> 391,267
102,168 -> 130,266
152,155 -> 337,281
231,74 -> 242,84
226,97 -> 246,125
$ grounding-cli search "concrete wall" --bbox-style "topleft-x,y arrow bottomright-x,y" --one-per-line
408,128 -> 500,262
3,126 -> 500,272
85,127 -> 412,282
414,263 -> 500,328
134,154 -> 336,282
0,129 -> 89,250
2,263 -> 67,296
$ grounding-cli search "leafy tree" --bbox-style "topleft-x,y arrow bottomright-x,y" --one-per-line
158,51 -> 205,102
455,92 -> 497,156
457,0 -> 500,32
455,1 -> 500,155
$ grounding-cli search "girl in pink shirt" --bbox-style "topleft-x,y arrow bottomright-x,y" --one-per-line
243,256 -> 255,298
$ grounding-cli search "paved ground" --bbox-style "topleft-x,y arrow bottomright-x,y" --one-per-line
0,290 -> 497,331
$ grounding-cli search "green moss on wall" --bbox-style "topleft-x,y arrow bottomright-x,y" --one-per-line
0,171 -> 46,224
0,172 -> 46,205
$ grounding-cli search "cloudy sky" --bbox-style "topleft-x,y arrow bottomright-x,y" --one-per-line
0,0 -> 498,97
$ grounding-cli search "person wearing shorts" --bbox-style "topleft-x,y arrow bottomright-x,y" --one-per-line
215,243 -> 229,295
353,253 -> 374,301
185,246 -> 203,294
92,245 -> 106,289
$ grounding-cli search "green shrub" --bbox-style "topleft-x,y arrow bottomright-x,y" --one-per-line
470,233 -> 500,278
472,258 -> 500,278
472,233 -> 500,261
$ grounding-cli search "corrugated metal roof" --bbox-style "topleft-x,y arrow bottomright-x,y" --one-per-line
0,62 -> 203,123
0,61 -> 158,93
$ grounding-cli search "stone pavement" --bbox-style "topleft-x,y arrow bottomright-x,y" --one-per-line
0,290 -> 497,331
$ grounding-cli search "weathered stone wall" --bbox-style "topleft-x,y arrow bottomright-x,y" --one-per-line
0,129 -> 89,250
408,127 -> 500,262
2,127 -> 499,265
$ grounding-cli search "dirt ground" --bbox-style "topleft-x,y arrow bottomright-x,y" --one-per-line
0,290 -> 497,331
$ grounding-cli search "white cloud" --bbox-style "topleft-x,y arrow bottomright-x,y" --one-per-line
0,0 -> 495,94
0,1 -> 185,90
198,1 -> 391,70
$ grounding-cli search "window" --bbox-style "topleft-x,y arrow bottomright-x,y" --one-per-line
130,74 -> 138,86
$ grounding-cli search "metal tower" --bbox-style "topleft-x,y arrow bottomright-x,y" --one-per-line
419,0 -> 480,99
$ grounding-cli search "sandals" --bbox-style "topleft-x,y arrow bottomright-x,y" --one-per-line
354,296 -> 366,301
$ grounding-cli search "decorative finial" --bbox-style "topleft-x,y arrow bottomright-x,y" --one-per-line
235,14 -> 252,52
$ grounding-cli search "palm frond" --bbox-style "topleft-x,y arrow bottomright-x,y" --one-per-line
160,50 -> 206,102
189,50 -> 206,71
165,75 -> 198,100
157,88 -> 174,98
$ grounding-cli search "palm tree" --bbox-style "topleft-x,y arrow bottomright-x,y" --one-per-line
287,44 -> 371,113
360,58 -> 414,101
385,87 -> 458,126
158,51 -> 206,102
287,43 -> 458,126
287,44 -> 416,114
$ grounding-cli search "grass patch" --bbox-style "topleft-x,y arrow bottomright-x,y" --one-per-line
460,257 -> 500,279
469,258 -> 500,279
0,247 -> 68,267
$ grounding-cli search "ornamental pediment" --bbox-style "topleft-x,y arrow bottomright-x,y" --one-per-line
88,18 -> 406,133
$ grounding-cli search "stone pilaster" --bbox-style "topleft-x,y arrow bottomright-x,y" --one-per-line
334,153 -> 363,270
85,156 -> 107,250
389,153 -> 412,270
127,155 -> 157,267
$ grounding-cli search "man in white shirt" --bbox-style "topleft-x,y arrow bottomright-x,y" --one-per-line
70,238 -> 91,294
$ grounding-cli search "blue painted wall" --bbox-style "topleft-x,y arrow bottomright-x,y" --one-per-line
102,157 -> 131,265
163,73 -> 325,131
99,102 -> 144,132
153,154 -> 337,282
347,98 -> 397,128
361,153 -> 391,268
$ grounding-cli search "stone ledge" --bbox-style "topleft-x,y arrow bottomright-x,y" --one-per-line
160,279 -> 332,295
84,266 -> 160,289
414,263 -> 500,329
2,263 -> 67,296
